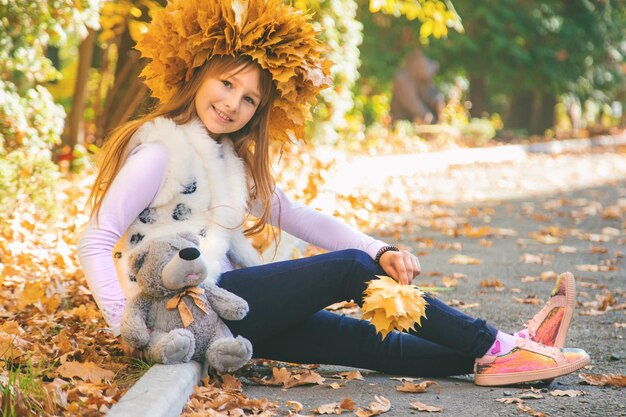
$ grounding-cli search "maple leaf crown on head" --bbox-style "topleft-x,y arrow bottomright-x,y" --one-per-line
135,0 -> 333,143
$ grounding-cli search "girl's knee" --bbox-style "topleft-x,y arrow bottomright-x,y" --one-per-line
335,249 -> 382,274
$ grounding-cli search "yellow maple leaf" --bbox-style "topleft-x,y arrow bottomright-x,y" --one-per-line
362,275 -> 427,339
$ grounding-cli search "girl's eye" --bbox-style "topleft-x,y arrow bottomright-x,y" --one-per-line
221,80 -> 232,87
244,96 -> 255,105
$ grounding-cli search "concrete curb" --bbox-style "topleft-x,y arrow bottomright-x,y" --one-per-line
106,131 -> 626,417
107,362 -> 202,417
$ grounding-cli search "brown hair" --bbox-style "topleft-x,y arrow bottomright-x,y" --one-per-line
87,55 -> 277,236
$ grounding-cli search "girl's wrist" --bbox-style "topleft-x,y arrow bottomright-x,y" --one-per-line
374,245 -> 400,264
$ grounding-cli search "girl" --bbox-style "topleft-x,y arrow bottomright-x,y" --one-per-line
78,0 -> 589,387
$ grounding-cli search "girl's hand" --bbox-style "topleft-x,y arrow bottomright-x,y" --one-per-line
378,250 -> 421,285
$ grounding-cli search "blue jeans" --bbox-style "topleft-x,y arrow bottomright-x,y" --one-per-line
218,249 -> 497,377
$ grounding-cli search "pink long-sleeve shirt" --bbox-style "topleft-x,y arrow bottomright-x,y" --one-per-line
77,142 -> 388,335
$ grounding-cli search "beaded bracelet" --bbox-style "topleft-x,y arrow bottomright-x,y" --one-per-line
374,245 -> 400,264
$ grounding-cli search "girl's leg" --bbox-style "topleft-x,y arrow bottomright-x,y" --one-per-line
253,309 -> 475,377
220,249 -> 590,385
219,249 -> 495,358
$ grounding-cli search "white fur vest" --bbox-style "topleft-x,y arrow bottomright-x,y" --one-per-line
114,117 -> 260,298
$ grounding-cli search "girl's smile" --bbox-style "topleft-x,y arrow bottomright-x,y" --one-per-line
195,65 -> 261,137
212,106 -> 233,122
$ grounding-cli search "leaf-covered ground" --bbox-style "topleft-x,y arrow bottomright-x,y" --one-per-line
1,144 -> 625,416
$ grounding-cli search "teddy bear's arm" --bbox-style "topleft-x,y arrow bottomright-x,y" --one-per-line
201,283 -> 249,321
121,294 -> 152,349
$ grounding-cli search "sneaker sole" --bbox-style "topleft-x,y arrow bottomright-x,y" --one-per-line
474,352 -> 590,386
553,272 -> 575,348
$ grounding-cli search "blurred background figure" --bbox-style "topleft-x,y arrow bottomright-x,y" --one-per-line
390,47 -> 445,124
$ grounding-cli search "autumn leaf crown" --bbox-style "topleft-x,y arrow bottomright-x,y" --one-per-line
135,0 -> 333,143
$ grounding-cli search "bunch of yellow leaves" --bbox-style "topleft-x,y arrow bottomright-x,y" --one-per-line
135,0 -> 332,144
361,275 -> 428,339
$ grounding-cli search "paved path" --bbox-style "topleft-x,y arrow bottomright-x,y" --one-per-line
238,159 -> 626,417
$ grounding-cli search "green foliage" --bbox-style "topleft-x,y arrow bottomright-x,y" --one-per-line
369,0 -> 462,39
0,81 -> 65,216
0,0 -> 101,89
427,0 -> 626,106
0,0 -> 102,217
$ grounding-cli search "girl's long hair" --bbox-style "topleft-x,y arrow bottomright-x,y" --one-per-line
87,55 -> 277,236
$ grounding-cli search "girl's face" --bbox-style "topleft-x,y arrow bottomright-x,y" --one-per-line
195,64 -> 262,137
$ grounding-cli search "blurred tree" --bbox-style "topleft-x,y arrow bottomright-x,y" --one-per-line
0,0 -> 102,216
358,0 -> 625,135
427,0 -> 626,134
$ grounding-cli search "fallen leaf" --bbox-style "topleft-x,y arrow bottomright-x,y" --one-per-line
549,389 -> 585,397
338,371 -> 364,380
519,392 -> 544,399
461,225 -> 493,238
286,400 -> 303,413
480,278 -> 504,288
521,275 -> 539,283
529,233 -> 562,245
516,403 -> 546,417
579,373 -> 626,387
56,361 -> 114,383
479,239 -> 493,248
496,397 -> 524,404
312,402 -> 342,414
575,264 -> 616,272
602,206 -> 621,220
519,253 -> 554,265
396,380 -> 441,394
250,367 -> 325,388
219,373 -> 242,391
409,401 -> 442,412
555,246 -> 577,254
441,276 -> 458,288
355,395 -> 391,417
339,398 -> 356,412
539,271 -> 557,281
448,254 -> 482,265
589,245 -> 608,254
513,296 -> 542,305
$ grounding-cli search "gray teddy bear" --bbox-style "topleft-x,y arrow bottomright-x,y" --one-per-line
120,233 -> 253,374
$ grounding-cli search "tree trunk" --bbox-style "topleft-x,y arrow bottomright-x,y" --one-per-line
62,28 -> 96,148
506,91 -> 534,131
469,75 -> 486,118
98,28 -> 150,142
531,92 -> 556,135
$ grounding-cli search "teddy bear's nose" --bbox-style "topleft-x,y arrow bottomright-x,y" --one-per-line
179,247 -> 200,261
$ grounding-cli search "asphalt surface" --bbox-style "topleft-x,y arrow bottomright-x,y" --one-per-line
235,149 -> 626,417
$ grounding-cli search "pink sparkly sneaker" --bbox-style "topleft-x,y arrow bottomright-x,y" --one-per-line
474,338 -> 590,386
521,272 -> 576,348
